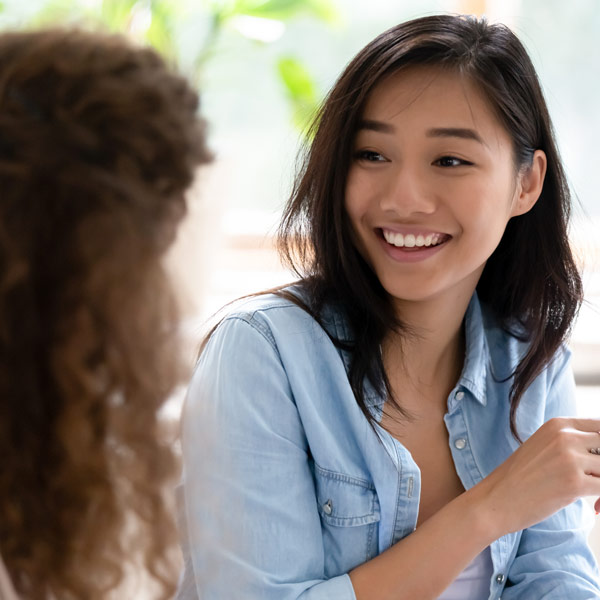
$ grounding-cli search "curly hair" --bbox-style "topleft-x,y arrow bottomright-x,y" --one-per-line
0,29 -> 211,599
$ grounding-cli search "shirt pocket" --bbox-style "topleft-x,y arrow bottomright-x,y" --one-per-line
313,463 -> 381,578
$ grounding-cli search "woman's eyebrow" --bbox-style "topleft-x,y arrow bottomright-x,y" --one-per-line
426,127 -> 484,144
357,119 -> 395,133
357,121 -> 485,146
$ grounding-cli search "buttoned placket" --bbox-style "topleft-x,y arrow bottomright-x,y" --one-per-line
383,432 -> 422,546
394,441 -> 421,543
445,386 -> 510,599
372,379 -> 511,596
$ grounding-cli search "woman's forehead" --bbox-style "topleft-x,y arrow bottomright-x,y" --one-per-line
358,66 -> 509,149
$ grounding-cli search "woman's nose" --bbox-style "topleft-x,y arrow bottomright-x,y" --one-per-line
378,167 -> 437,216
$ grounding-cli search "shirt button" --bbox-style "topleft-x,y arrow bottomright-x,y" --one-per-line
455,390 -> 464,401
454,438 -> 467,450
323,499 -> 333,515
496,574 -> 505,584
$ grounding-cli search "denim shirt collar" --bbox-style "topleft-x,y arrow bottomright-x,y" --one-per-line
322,292 -> 489,409
458,292 -> 488,405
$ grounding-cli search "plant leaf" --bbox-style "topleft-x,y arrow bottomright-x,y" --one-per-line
28,0 -> 84,27
100,0 -> 139,31
277,55 -> 320,130
142,0 -> 179,58
303,0 -> 340,24
234,0 -> 339,23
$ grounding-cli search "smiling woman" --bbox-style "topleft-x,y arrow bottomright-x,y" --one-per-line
345,67 -> 546,306
177,14 -> 600,600
345,66 -> 547,536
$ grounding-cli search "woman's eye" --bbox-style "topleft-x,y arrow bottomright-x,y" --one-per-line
434,156 -> 472,167
355,150 -> 387,162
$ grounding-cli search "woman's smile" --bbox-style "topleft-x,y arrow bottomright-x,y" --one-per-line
381,228 -> 450,248
377,227 -> 452,262
344,65 -> 535,305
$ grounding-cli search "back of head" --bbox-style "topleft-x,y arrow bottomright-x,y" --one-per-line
0,29 -> 211,599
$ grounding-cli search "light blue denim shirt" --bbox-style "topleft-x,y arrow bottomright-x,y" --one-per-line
177,289 -> 600,599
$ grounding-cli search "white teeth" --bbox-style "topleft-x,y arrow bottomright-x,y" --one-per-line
382,229 -> 445,248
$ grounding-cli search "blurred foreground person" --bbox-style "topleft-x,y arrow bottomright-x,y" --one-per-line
0,29 -> 211,599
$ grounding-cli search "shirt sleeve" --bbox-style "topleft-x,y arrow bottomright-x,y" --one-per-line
501,348 -> 600,599
178,314 -> 357,600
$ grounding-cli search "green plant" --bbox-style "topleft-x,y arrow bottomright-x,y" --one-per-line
28,0 -> 339,130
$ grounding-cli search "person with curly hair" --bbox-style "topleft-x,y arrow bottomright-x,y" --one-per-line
0,29 -> 211,599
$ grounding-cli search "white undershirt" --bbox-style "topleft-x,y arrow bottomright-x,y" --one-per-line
437,546 -> 493,599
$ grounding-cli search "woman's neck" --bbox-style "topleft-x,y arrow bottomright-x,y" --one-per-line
383,289 -> 473,400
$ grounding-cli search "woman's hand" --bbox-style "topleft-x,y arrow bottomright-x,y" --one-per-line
472,417 -> 600,537
350,417 -> 600,600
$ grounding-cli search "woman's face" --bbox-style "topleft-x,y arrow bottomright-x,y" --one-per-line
344,66 -> 544,308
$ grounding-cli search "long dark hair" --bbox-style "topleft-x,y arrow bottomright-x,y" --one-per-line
278,14 -> 582,439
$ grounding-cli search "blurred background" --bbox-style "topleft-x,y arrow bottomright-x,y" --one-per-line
2,0 -> 599,560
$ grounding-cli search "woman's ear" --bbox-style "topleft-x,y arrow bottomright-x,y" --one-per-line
511,149 -> 547,217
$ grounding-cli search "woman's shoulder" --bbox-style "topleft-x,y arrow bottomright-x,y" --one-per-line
220,287 -> 305,320
212,283 -> 346,346
205,283 -> 348,358
189,284 -> 352,415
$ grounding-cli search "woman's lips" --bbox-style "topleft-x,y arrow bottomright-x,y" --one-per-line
380,227 -> 451,249
377,227 -> 452,262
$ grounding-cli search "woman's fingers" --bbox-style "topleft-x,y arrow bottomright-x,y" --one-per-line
564,417 -> 600,433
544,421 -> 600,515
546,426 -> 600,478
572,429 -> 600,453
477,418 -> 600,535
